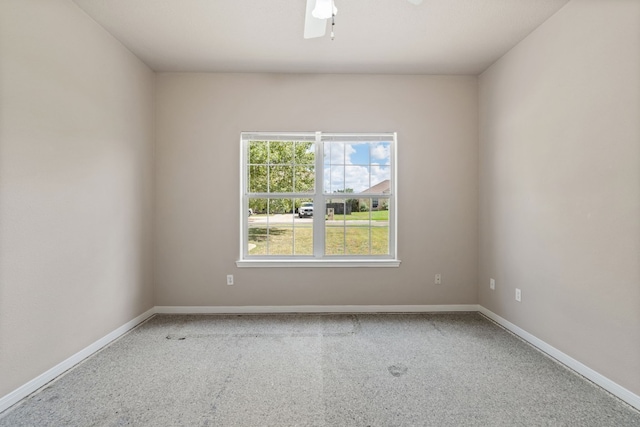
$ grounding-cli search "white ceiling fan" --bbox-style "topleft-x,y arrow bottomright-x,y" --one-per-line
304,0 -> 424,39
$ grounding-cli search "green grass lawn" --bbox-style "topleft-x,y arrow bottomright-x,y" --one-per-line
248,225 -> 389,256
330,210 -> 389,221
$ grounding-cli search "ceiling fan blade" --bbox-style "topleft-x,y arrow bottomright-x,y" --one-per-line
406,0 -> 423,5
304,0 -> 328,39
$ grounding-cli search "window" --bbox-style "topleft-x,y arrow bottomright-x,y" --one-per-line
238,132 -> 398,267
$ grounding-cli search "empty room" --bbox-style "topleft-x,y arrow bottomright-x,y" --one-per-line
1,0 -> 639,425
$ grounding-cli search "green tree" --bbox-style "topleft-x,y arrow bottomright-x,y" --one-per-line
248,141 -> 315,214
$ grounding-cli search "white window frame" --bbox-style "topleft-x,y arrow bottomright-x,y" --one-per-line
237,131 -> 399,268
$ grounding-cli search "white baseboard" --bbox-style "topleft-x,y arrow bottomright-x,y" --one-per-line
0,307 -> 156,414
154,304 -> 480,314
478,306 -> 640,411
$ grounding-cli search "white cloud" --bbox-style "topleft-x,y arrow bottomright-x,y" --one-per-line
345,165 -> 370,192
371,143 -> 390,164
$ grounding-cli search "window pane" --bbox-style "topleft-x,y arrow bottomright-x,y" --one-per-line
249,141 -> 268,164
269,165 -> 293,193
294,141 -> 315,165
325,199 -> 346,255
370,142 -> 391,165
248,198 -> 314,256
293,198 -> 313,255
323,142 -> 332,167
324,141 -> 392,195
345,165 -> 369,193
325,228 -> 344,255
371,197 -> 390,255
323,197 -> 390,256
327,165 -> 344,194
269,141 -> 293,164
345,199 -> 371,256
324,142 -> 343,166
267,198 -> 291,214
268,225 -> 294,255
326,198 -> 355,217
248,140 -> 316,195
370,165 -> 391,188
294,166 -> 314,193
267,199 -> 294,255
247,198 -> 268,255
371,227 -> 389,255
249,165 -> 268,193
350,142 -> 370,165
346,225 -> 370,255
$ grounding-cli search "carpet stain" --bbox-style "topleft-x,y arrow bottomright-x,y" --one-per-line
430,320 -> 445,335
388,364 -> 408,377
165,334 -> 186,340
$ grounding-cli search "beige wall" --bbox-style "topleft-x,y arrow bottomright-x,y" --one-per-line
155,73 -> 478,306
479,0 -> 640,395
5,0 -> 636,406
0,0 -> 155,397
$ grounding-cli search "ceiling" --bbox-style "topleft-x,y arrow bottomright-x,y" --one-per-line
72,0 -> 570,75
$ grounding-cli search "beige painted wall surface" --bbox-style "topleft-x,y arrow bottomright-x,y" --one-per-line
479,0 -> 640,394
0,0 -> 155,397
155,73 -> 478,306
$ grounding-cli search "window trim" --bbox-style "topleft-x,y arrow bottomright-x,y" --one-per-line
236,259 -> 401,268
237,131 -> 399,268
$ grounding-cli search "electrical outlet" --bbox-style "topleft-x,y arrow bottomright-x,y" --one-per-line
227,275 -> 234,285
515,288 -> 521,302
490,278 -> 495,290
435,274 -> 442,285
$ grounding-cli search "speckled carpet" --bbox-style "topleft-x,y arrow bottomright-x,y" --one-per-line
1,313 -> 639,426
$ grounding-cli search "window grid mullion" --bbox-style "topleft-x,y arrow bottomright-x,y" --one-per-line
291,198 -> 296,255
369,205 -> 372,255
343,207 -> 347,256
266,141 -> 270,194
313,132 -> 324,258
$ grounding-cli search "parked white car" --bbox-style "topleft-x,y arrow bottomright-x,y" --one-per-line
298,202 -> 313,218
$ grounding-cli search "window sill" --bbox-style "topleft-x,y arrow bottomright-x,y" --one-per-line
236,259 -> 401,268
